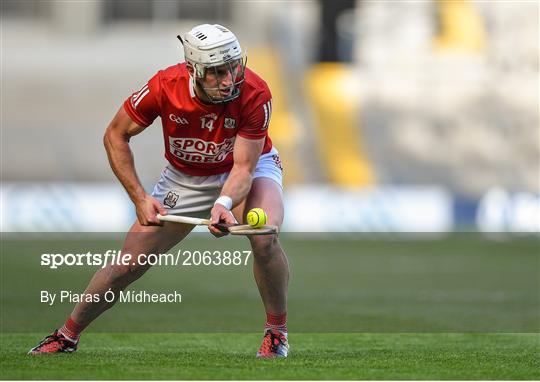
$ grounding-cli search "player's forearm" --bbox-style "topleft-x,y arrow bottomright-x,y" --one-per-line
220,167 -> 253,208
103,133 -> 146,204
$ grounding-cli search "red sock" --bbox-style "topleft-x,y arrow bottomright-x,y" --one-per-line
58,316 -> 87,342
265,312 -> 287,333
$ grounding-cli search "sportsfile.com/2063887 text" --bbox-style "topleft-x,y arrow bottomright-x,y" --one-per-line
40,250 -> 252,269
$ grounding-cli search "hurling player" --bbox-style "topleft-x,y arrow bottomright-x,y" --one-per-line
29,24 -> 289,358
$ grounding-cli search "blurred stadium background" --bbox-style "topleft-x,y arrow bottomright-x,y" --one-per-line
1,0 -> 539,233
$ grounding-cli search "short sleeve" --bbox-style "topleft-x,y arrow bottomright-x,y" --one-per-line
123,72 -> 161,127
237,89 -> 272,140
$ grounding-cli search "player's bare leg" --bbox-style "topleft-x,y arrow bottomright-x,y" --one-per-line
28,221 -> 193,354
233,177 -> 289,358
71,221 -> 193,325
234,177 -> 288,314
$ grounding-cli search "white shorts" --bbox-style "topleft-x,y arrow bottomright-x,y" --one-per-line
152,147 -> 283,218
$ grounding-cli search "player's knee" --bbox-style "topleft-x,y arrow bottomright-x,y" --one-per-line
249,235 -> 281,260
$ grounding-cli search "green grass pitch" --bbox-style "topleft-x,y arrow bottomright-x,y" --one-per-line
1,333 -> 539,379
1,234 -> 539,379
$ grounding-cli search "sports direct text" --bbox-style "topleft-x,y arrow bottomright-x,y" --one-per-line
168,136 -> 235,163
40,250 -> 252,269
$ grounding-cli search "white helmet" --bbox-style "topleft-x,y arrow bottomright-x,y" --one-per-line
180,24 -> 246,103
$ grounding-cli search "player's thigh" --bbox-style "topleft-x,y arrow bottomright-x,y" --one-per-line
233,177 -> 284,227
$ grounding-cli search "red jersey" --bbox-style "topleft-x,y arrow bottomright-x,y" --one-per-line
123,63 -> 273,176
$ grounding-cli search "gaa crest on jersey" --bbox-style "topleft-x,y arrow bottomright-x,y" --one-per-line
169,113 -> 188,125
164,191 -> 179,208
200,113 -> 218,132
224,117 -> 236,129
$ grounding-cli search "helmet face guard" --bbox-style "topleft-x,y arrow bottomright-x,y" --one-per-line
180,24 -> 247,104
192,54 -> 247,104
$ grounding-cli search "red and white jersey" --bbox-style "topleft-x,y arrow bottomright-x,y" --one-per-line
123,63 -> 273,176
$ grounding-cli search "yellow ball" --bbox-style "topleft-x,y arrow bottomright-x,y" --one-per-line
246,208 -> 267,228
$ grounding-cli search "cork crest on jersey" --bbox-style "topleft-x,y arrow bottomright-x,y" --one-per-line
224,117 -> 236,129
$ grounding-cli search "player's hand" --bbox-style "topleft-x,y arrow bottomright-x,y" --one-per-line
135,194 -> 167,226
209,204 -> 236,237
